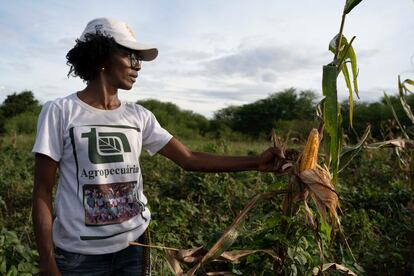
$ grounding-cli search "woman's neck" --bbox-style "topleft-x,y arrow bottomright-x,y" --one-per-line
77,78 -> 121,110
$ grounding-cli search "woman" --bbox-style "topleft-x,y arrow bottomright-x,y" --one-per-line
32,18 -> 286,275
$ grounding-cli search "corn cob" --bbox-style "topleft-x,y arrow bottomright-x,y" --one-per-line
299,128 -> 320,172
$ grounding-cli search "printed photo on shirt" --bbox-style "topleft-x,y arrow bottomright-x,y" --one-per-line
83,181 -> 142,226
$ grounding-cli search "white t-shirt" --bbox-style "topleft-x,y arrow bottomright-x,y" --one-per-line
32,93 -> 173,254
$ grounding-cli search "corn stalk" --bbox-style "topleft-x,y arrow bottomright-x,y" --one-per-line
322,0 -> 363,185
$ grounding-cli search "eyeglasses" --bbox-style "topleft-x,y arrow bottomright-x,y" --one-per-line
129,52 -> 142,68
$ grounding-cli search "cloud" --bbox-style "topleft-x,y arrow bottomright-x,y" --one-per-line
358,49 -> 380,59
165,49 -> 213,62
202,44 -> 325,82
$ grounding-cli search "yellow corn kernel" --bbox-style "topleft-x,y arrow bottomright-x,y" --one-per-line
300,129 -> 320,172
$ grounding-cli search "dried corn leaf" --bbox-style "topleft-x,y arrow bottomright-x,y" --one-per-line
205,272 -> 233,276
303,196 -> 316,229
367,139 -> 414,150
176,246 -> 205,263
165,249 -> 184,276
166,248 -> 280,275
312,262 -> 357,275
220,249 -> 280,263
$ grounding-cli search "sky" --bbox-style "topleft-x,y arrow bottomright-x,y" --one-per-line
0,0 -> 413,118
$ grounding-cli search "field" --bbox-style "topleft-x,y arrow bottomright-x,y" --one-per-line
0,133 -> 413,275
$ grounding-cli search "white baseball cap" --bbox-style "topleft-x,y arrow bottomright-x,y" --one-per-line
79,18 -> 158,61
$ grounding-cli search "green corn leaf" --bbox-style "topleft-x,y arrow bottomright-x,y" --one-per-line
338,107 -> 344,159
329,35 -> 359,129
329,35 -> 341,54
348,42 -> 359,98
404,79 -> 414,86
342,64 -> 354,128
338,125 -> 371,173
398,76 -> 414,125
383,92 -> 409,139
402,79 -> 414,93
322,65 -> 339,185
334,36 -> 358,97
344,0 -> 364,14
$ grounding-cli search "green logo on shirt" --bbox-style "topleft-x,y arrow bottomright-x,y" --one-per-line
81,128 -> 131,164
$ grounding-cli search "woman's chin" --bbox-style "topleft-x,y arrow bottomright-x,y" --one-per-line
120,83 -> 134,90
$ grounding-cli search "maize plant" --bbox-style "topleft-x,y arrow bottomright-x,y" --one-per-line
151,126 -> 355,275
130,0 -> 367,274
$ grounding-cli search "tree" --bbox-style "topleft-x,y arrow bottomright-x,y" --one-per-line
0,91 -> 40,118
212,88 -> 318,137
137,99 -> 210,138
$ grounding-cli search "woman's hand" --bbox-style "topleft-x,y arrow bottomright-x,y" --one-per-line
257,147 -> 300,174
257,147 -> 286,173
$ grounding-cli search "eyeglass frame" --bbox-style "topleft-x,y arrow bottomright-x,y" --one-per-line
128,52 -> 142,68
116,46 -> 142,68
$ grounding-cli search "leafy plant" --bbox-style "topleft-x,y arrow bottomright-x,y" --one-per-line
0,228 -> 39,275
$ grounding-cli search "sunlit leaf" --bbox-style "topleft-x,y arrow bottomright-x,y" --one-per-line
402,78 -> 414,93
366,138 -> 414,150
342,65 -> 354,128
344,0 -> 364,14
220,249 -> 280,263
313,262 -> 357,275
348,43 -> 359,98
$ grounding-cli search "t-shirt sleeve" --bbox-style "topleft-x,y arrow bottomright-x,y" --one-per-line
32,101 -> 63,162
141,109 -> 173,156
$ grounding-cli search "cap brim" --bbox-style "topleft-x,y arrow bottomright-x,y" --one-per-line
116,40 -> 158,61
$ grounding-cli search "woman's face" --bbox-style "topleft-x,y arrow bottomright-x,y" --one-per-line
103,47 -> 141,90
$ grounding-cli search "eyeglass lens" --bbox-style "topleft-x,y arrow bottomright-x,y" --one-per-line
130,53 -> 141,68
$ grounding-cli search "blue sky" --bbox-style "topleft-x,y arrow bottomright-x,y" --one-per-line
0,0 -> 413,117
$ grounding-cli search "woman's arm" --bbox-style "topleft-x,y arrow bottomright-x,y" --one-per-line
32,153 -> 61,275
158,137 -> 286,173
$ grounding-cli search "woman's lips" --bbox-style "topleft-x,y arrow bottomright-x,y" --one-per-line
129,75 -> 137,82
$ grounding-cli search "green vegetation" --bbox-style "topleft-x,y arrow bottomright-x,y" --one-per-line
0,90 -> 413,274
138,99 -> 210,140
211,88 -> 318,139
2,90 -> 414,141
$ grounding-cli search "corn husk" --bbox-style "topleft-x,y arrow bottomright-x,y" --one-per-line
298,166 -> 340,226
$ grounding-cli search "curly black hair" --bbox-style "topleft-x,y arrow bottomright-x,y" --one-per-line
66,33 -> 120,81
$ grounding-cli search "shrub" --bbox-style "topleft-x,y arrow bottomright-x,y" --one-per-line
4,112 -> 38,134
